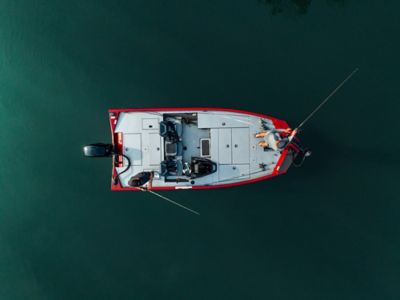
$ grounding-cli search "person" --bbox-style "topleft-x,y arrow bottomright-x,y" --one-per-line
128,171 -> 154,189
255,128 -> 298,151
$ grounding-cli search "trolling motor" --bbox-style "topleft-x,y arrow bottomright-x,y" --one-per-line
83,143 -> 114,157
292,148 -> 312,167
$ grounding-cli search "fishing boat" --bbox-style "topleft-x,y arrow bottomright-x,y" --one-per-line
83,69 -> 358,214
84,107 -> 309,191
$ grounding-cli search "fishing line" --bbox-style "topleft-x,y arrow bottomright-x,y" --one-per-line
296,68 -> 359,130
146,190 -> 200,215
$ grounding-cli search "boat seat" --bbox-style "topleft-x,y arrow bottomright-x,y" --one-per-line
160,159 -> 184,177
165,140 -> 177,156
165,140 -> 183,158
159,120 -> 182,142
160,122 -> 168,137
161,159 -> 177,175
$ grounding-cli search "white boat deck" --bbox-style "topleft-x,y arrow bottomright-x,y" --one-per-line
114,110 -> 283,188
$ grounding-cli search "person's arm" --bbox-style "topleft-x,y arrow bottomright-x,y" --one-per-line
288,129 -> 298,142
272,128 -> 292,134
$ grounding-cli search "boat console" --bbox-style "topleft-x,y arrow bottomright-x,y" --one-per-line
159,113 -> 217,181
190,157 -> 217,178
159,120 -> 182,143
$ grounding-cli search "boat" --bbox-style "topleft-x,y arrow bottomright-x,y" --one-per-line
83,107 -> 310,191
82,69 -> 358,214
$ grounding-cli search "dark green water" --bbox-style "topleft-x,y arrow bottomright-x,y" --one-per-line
1,1 -> 399,299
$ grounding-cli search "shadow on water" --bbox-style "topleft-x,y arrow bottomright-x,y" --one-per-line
258,0 -> 345,15
300,129 -> 398,177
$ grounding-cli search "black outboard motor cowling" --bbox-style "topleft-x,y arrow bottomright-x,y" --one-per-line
83,143 -> 113,157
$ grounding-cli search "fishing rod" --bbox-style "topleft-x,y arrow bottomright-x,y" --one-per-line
284,68 -> 359,148
295,68 -> 359,131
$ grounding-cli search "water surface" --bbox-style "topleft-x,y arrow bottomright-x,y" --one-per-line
1,1 -> 399,299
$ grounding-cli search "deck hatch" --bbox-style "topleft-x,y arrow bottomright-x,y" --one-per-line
218,128 -> 232,164
232,128 -> 250,164
200,138 -> 211,157
148,133 -> 161,165
123,133 -> 142,166
142,118 -> 159,130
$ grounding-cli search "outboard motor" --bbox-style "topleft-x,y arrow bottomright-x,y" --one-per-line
83,143 -> 113,157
